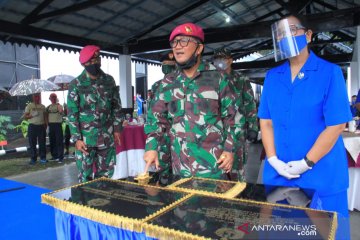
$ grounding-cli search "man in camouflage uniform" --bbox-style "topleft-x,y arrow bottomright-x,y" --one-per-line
148,51 -> 176,174
144,23 -> 242,179
213,47 -> 258,181
67,45 -> 123,183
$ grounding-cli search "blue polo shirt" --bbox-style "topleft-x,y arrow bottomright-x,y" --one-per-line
258,51 -> 352,195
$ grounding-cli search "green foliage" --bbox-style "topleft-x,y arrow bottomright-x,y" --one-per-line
14,120 -> 29,138
0,115 -> 15,142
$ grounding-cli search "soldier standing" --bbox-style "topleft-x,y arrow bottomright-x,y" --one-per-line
67,45 -> 123,183
213,47 -> 259,181
147,51 -> 176,175
46,93 -> 64,163
144,23 -> 242,179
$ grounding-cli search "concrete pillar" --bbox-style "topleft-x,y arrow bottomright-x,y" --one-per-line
118,54 -> 132,108
350,26 -> 360,97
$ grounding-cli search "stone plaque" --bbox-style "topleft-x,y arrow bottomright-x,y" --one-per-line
145,195 -> 336,240
42,179 -> 190,232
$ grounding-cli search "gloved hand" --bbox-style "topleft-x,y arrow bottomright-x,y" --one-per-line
285,189 -> 311,207
285,159 -> 311,175
267,156 -> 300,179
246,130 -> 258,143
266,187 -> 295,203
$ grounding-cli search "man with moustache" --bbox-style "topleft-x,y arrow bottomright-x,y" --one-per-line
144,23 -> 241,179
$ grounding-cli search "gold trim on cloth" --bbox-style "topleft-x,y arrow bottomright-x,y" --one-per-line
143,222 -> 210,240
167,177 -> 247,199
41,178 -> 191,233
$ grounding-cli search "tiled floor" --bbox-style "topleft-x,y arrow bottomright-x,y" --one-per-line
7,142 -> 359,239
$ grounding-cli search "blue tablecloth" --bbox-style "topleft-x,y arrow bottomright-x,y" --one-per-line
0,178 -> 56,240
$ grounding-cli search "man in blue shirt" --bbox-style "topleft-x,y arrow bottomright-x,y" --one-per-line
356,89 -> 360,113
350,94 -> 358,117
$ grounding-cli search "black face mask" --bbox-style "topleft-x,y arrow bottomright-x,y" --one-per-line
176,46 -> 199,70
85,63 -> 101,76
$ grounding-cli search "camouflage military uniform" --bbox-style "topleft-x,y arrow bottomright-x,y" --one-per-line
149,79 -> 171,174
145,62 -> 242,179
67,70 -> 123,182
228,70 -> 258,181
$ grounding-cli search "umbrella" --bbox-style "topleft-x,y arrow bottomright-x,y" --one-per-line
0,86 -> 10,103
47,74 -> 74,90
9,79 -> 60,96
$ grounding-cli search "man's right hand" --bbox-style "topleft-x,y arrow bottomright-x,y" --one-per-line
143,150 -> 159,172
267,156 -> 300,179
75,140 -> 88,155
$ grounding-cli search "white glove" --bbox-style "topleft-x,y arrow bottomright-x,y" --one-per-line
285,189 -> 311,207
285,159 -> 311,175
267,156 -> 300,179
266,187 -> 294,203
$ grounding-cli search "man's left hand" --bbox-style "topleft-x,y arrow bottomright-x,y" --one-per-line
285,159 -> 311,175
114,132 -> 121,146
217,151 -> 234,173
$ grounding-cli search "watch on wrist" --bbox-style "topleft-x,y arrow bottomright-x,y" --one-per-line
304,156 -> 315,168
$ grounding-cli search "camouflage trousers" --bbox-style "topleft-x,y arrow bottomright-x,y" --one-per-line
75,146 -> 116,183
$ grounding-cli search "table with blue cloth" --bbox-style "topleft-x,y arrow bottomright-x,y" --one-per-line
42,177 -> 339,240
0,178 -> 56,240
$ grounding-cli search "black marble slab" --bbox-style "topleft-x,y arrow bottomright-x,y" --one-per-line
147,195 -> 336,240
48,179 -> 187,219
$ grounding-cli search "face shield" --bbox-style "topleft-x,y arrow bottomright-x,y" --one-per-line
271,19 -> 308,62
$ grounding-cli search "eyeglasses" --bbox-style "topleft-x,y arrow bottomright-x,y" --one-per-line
169,37 -> 199,48
276,24 -> 306,39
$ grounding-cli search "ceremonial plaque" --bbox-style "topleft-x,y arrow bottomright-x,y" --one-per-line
42,178 -> 190,232
169,177 -> 246,198
145,195 -> 337,240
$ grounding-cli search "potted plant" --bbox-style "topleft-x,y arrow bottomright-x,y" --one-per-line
0,115 -> 15,147
15,119 -> 29,138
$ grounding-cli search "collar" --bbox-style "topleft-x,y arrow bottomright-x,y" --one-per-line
276,51 -> 319,73
78,69 -> 105,84
179,60 -> 208,79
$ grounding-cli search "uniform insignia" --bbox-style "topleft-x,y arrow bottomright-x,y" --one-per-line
297,72 -> 304,79
185,26 -> 192,34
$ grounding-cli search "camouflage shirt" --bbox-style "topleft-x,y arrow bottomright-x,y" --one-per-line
149,79 -> 171,173
67,69 -> 123,147
145,62 -> 242,179
229,70 -> 258,134
227,70 -> 258,180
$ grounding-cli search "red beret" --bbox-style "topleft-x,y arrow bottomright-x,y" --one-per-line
50,93 -> 57,98
79,45 -> 100,64
169,23 -> 204,42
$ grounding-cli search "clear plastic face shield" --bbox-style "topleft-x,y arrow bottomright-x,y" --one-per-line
271,19 -> 308,62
